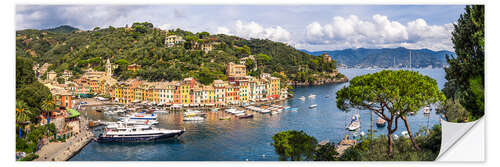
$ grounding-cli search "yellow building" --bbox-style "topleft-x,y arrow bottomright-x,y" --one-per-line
226,62 -> 247,78
268,77 -> 281,99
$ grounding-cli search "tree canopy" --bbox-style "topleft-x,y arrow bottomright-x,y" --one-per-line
16,56 -> 52,124
443,5 -> 484,121
336,70 -> 445,155
16,22 -> 341,85
271,130 -> 318,161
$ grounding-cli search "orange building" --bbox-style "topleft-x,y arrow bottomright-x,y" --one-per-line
52,89 -> 72,109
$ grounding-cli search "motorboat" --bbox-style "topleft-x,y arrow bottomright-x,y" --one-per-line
219,116 -> 231,120
298,96 -> 306,101
118,117 -> 159,125
184,110 -> 203,116
376,117 -> 386,127
308,94 -> 316,98
423,105 -> 431,114
309,104 -> 318,109
97,123 -> 184,142
127,113 -> 158,120
237,114 -> 254,119
183,116 -> 205,121
347,114 -> 361,131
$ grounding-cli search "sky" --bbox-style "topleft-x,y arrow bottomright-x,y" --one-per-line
16,5 -> 465,51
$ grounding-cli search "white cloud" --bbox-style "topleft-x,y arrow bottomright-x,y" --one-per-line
407,18 -> 452,41
158,24 -> 172,30
227,20 -> 291,42
216,26 -> 231,35
306,22 -> 325,39
302,14 -> 453,51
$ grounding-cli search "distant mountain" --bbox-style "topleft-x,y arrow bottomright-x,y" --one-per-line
301,47 -> 456,68
44,25 -> 79,34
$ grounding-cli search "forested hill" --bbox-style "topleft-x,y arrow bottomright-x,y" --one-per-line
15,22 -> 340,85
301,47 -> 455,68
44,25 -> 80,34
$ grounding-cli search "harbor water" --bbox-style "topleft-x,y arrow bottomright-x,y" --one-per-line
70,68 -> 446,161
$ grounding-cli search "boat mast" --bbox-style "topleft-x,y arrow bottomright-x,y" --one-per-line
393,56 -> 395,68
409,51 -> 412,70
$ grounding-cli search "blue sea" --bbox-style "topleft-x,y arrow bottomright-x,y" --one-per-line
70,68 -> 446,161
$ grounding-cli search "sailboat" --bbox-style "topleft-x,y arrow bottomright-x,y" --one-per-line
348,114 -> 361,131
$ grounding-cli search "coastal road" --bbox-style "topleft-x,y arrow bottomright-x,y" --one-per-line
35,115 -> 93,161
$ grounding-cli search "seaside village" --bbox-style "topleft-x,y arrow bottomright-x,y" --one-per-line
31,34 -> 288,143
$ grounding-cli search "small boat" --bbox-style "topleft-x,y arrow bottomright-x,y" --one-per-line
184,110 -> 203,116
298,96 -> 306,101
308,94 -> 316,98
127,113 -> 158,121
238,114 -> 254,119
261,109 -> 271,114
309,104 -> 318,109
347,114 -> 361,131
219,116 -> 231,120
376,117 -> 386,127
423,105 -> 431,114
325,95 -> 329,98
183,116 -> 205,121
409,111 -> 415,115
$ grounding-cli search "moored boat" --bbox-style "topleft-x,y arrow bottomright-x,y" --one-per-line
238,114 -> 254,119
298,96 -> 306,101
183,116 -> 205,121
376,117 -> 386,127
128,113 -> 158,120
96,124 -> 184,142
423,105 -> 431,114
309,104 -> 317,109
348,114 -> 361,131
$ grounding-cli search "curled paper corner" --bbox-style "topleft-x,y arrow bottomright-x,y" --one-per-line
436,117 -> 483,160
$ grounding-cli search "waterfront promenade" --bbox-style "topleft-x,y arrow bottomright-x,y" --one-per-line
35,115 -> 93,161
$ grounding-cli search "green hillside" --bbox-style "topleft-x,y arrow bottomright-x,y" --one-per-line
16,22 -> 340,85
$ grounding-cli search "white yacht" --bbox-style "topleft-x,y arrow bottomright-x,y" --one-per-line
118,117 -> 159,125
97,123 -> 184,142
183,116 -> 205,121
348,114 -> 361,131
127,113 -> 158,120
